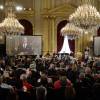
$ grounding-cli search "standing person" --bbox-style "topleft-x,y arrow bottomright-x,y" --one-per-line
17,37 -> 33,55
84,47 -> 90,64
93,57 -> 100,73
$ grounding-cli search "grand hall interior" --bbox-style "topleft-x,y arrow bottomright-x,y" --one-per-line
0,0 -> 100,100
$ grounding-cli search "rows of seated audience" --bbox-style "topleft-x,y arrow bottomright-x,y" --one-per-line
0,52 -> 100,100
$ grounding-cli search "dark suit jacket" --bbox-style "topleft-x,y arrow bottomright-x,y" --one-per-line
17,44 -> 33,55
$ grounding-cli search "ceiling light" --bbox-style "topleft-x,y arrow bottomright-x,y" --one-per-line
0,1 -> 24,35
16,6 -> 23,11
61,23 -> 83,40
69,4 -> 100,29
0,5 -> 4,10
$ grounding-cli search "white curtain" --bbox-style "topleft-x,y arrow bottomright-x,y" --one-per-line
59,36 -> 71,54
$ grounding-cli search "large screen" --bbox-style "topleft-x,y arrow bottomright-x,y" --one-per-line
94,36 -> 100,56
6,36 -> 42,55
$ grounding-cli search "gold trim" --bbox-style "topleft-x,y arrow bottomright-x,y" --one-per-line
16,10 -> 35,17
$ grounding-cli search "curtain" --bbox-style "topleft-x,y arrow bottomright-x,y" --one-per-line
57,20 -> 75,53
97,27 -> 100,36
68,39 -> 75,53
0,44 -> 6,57
19,19 -> 33,36
57,20 -> 68,52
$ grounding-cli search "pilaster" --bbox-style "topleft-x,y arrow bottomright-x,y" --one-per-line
42,16 -> 49,54
48,16 -> 56,54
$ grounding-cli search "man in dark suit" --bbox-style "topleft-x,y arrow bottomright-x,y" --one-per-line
16,37 -> 34,55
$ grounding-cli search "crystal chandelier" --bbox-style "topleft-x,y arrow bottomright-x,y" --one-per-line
69,4 -> 100,29
0,0 -> 24,35
61,23 -> 83,40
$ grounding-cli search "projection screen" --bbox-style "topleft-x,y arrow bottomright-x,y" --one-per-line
94,36 -> 100,56
6,36 -> 42,56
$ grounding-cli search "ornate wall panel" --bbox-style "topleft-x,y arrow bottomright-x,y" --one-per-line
0,0 -> 100,55
41,3 -> 76,54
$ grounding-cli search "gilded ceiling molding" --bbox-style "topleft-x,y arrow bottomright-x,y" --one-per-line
41,4 -> 76,18
16,10 -> 35,17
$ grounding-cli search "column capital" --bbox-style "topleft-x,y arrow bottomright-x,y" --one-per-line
42,15 -> 56,19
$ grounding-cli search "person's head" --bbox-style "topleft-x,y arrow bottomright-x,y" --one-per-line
79,73 -> 85,80
49,63 -> 55,69
26,68 -> 32,76
60,76 -> 67,87
40,71 -> 47,77
85,67 -> 92,75
20,73 -> 27,82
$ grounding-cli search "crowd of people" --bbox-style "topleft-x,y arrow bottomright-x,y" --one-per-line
0,51 -> 100,100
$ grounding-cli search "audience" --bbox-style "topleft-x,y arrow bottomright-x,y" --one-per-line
0,51 -> 100,100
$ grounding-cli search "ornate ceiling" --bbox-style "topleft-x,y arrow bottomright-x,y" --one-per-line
0,0 -> 34,9
0,0 -> 100,21
0,0 -> 100,9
